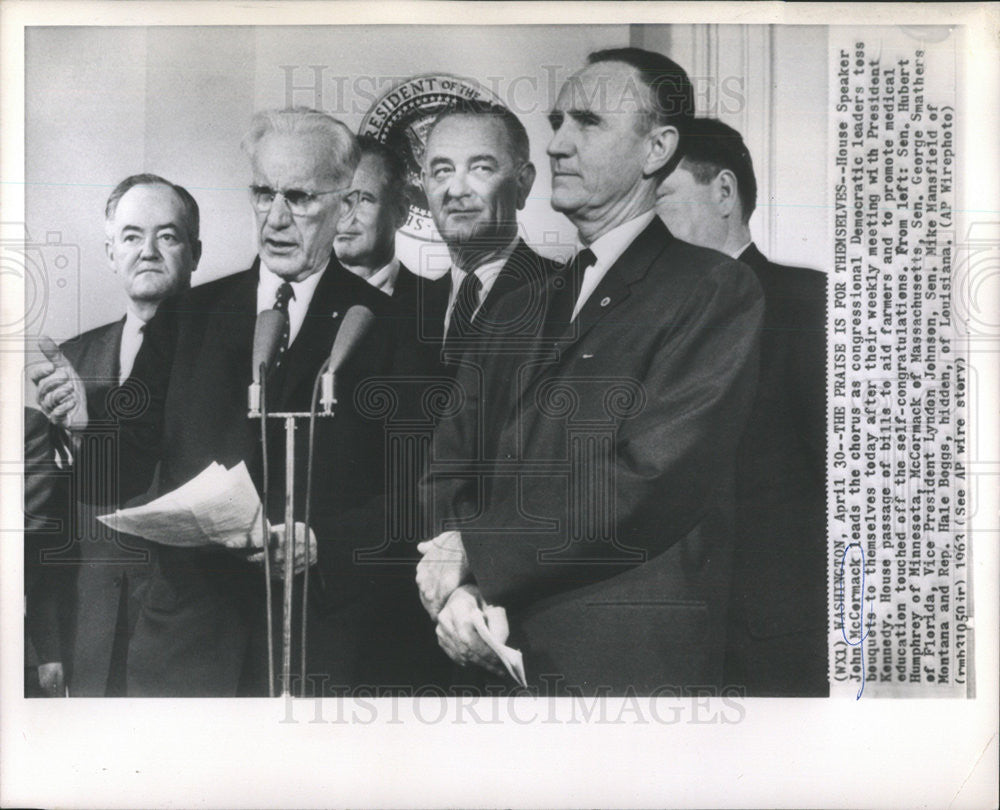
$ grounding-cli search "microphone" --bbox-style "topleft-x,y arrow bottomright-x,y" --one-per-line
248,309 -> 287,414
321,304 -> 375,412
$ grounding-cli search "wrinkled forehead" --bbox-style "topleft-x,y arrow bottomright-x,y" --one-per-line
110,183 -> 188,231
251,130 -> 344,186
555,61 -> 648,117
352,152 -> 391,192
423,114 -> 513,165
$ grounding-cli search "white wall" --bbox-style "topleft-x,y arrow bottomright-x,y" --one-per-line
26,24 -> 828,340
26,25 -> 629,339
637,24 -> 829,269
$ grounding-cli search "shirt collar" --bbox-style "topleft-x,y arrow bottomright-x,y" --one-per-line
123,306 -> 149,332
731,238 -> 754,261
258,259 -> 326,308
365,256 -> 401,296
577,210 -> 656,270
449,235 -> 519,294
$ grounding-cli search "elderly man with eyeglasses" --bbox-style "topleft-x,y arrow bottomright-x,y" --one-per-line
33,107 -> 399,696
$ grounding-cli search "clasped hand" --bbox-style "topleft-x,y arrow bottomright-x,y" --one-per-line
435,584 -> 509,677
415,530 -> 470,620
223,513 -> 317,579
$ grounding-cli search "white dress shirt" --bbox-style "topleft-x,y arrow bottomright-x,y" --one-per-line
363,257 -> 401,297
443,237 -> 519,334
730,238 -> 754,261
571,210 -> 656,321
118,308 -> 149,383
257,263 -> 326,347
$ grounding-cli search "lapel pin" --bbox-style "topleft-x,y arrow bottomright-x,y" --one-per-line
600,297 -> 611,307
331,311 -> 340,319
582,353 -> 594,359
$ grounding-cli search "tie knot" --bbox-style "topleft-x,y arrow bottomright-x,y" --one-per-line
273,282 -> 294,312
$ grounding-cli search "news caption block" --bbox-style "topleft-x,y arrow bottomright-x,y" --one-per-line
828,28 -> 972,698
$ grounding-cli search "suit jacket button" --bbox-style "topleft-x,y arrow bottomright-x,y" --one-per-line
600,296 -> 611,307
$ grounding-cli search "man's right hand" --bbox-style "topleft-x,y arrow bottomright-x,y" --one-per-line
435,584 -> 507,677
28,336 -> 88,430
37,661 -> 66,697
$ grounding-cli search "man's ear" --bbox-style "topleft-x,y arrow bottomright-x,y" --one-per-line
515,161 -> 536,210
191,239 -> 203,270
105,238 -> 116,271
715,170 -> 739,219
643,125 -> 680,176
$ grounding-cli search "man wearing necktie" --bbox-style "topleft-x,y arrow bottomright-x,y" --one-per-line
28,174 -> 201,695
34,109 -> 396,696
419,99 -> 559,366
417,49 -> 765,695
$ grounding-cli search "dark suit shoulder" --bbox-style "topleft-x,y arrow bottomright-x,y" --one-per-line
740,244 -> 826,300
59,318 -> 123,368
177,267 -> 256,310
660,237 -> 763,304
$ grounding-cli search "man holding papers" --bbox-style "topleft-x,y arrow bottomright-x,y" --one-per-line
34,108 -> 395,696
417,49 -> 764,694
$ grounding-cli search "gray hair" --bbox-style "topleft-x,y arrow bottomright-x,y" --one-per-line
241,107 -> 360,185
104,173 -> 200,244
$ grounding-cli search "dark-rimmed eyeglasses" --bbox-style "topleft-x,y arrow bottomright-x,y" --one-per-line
249,185 -> 358,217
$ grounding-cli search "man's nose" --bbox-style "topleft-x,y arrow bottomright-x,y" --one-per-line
140,235 -> 162,258
546,123 -> 573,158
264,195 -> 293,228
444,168 -> 472,199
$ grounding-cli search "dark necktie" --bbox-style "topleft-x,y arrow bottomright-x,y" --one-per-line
445,270 -> 483,346
272,281 -> 294,369
545,248 -> 596,337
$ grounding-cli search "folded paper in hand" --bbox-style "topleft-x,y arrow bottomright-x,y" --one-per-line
98,461 -> 261,548
473,611 -> 527,687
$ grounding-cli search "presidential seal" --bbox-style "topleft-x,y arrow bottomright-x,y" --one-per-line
359,74 -> 504,241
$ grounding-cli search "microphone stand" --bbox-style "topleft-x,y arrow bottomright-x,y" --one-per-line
249,361 -> 336,698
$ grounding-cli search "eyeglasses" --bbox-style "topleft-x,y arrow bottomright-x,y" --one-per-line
249,185 -> 358,217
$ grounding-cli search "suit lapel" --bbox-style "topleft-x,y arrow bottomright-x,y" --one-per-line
513,218 -> 672,403
91,319 -> 125,383
277,256 -> 345,408
565,218 -> 672,352
476,239 -> 541,324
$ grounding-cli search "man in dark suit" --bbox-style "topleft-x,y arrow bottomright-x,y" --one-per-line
34,109 -> 396,696
658,117 -> 827,696
28,173 -> 202,696
334,134 -> 454,688
417,49 -> 764,695
335,135 -> 449,375
419,99 -> 559,365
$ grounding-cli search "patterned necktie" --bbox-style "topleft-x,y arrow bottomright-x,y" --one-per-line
445,270 -> 483,346
272,281 -> 294,369
545,247 -> 596,337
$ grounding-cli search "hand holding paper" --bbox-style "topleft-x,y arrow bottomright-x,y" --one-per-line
98,461 -> 263,549
435,584 -> 526,686
247,522 -> 317,579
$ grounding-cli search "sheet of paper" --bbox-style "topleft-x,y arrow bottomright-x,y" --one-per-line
473,609 -> 527,687
97,461 -> 262,548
